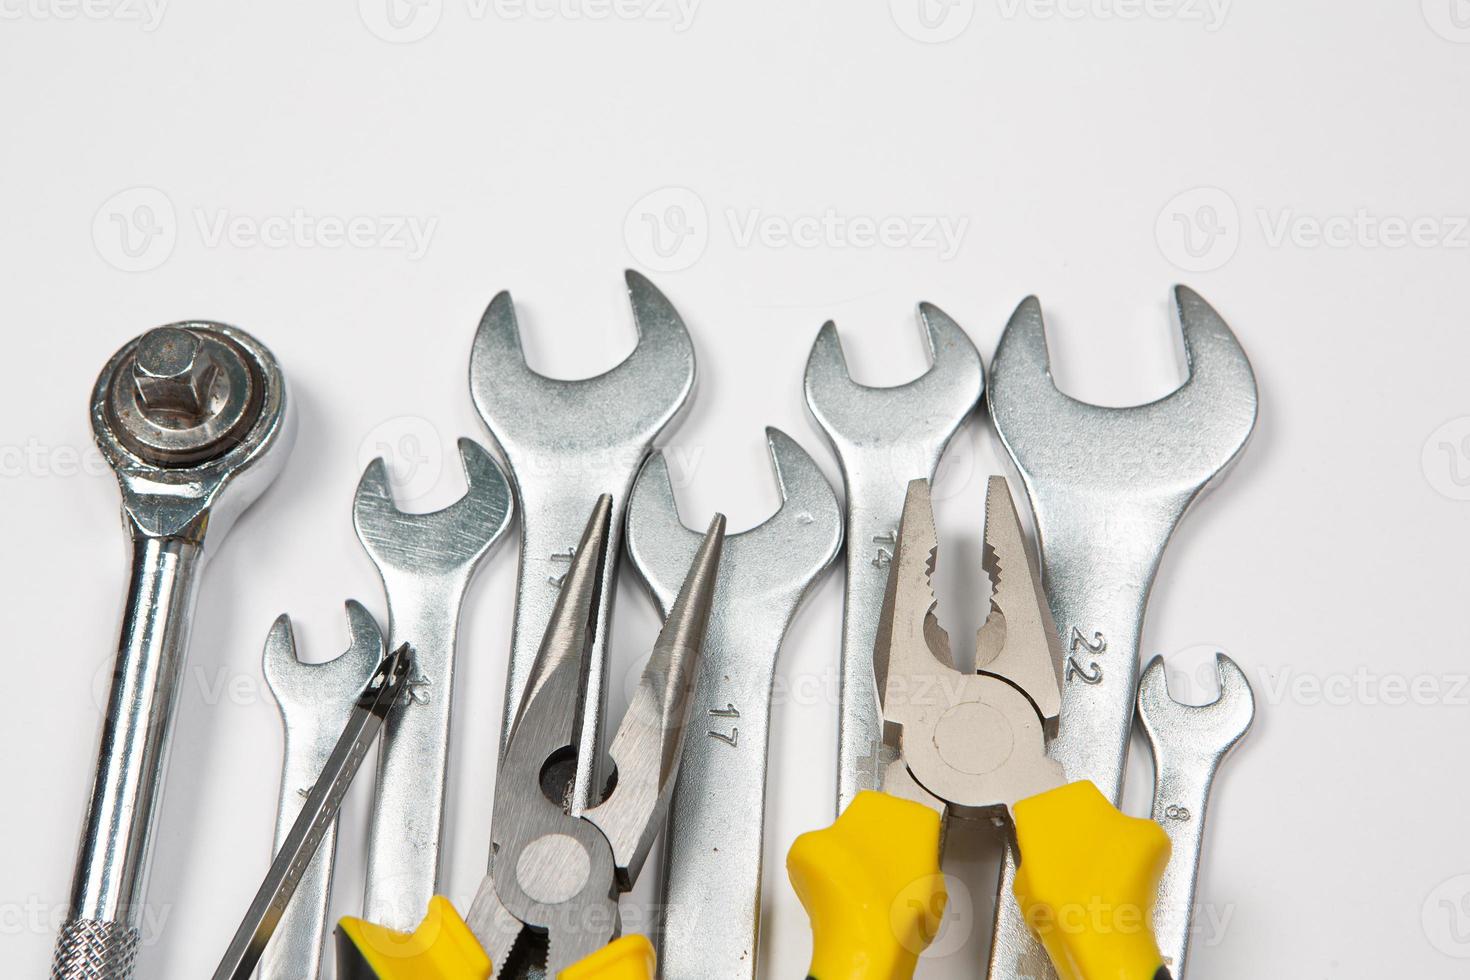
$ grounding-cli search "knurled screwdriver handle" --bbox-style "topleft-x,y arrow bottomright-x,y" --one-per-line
54,532 -> 204,980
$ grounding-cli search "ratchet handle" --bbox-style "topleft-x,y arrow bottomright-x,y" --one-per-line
1012,781 -> 1171,980
51,916 -> 140,980
786,791 -> 946,980
336,897 -> 655,980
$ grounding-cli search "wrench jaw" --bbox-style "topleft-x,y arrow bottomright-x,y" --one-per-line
261,601 -> 387,722
803,302 -> 984,456
468,270 -> 696,458
352,438 -> 514,577
1136,653 -> 1256,752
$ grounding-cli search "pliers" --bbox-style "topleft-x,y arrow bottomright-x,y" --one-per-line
788,477 -> 1172,980
336,493 -> 725,979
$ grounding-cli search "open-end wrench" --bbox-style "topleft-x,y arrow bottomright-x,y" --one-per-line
355,439 -> 513,929
256,600 -> 384,980
469,270 -> 695,813
1137,653 -> 1255,979
55,323 -> 293,980
985,287 -> 1258,980
626,427 -> 842,980
802,303 -> 984,812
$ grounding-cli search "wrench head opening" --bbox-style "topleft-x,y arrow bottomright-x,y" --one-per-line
261,600 -> 387,713
352,437 -> 513,577
625,427 -> 842,613
469,270 -> 696,459
803,302 -> 984,455
989,288 -> 1258,508
1136,653 -> 1255,753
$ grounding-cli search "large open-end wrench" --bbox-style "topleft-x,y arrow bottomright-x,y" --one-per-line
1137,653 -> 1255,979
355,439 -> 513,929
257,601 -> 384,980
55,324 -> 293,980
802,303 -> 983,812
469,270 -> 695,813
986,287 -> 1258,980
626,428 -> 842,980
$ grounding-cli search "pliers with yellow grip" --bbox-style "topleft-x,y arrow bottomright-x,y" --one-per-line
337,493 -> 725,979
788,477 -> 1172,980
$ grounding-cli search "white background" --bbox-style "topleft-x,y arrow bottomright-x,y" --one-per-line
4,1 -> 1470,977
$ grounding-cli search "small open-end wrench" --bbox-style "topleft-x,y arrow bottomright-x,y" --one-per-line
355,439 -> 513,930
802,303 -> 983,812
469,270 -> 695,813
986,288 -> 1257,980
1137,653 -> 1255,980
626,427 -> 842,980
256,600 -> 384,980
55,323 -> 293,980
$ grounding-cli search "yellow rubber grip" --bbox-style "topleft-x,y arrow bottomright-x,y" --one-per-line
335,898 -> 655,980
786,790 -> 946,980
1012,781 -> 1170,980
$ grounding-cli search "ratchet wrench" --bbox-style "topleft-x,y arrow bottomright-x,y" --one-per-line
54,323 -> 293,980
1137,653 -> 1255,979
626,428 -> 842,980
985,287 -> 1257,980
469,270 -> 695,813
802,303 -> 983,811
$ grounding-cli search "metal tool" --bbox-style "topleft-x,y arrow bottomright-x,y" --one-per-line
626,427 -> 842,980
803,304 -> 984,812
54,323 -> 294,980
470,270 -> 695,816
213,645 -> 412,980
788,478 -> 1171,980
985,287 -> 1258,980
355,438 -> 514,929
1136,653 -> 1255,979
334,495 -> 725,979
257,600 -> 386,980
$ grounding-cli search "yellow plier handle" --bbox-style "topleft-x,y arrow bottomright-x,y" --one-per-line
787,783 -> 1172,980
335,898 -> 655,980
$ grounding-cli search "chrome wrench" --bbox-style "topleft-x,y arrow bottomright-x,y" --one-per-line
986,287 -> 1258,980
802,303 -> 983,811
54,323 -> 293,980
626,428 -> 842,980
257,600 -> 384,980
469,270 -> 694,813
355,439 -> 513,929
1137,653 -> 1255,979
